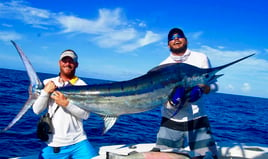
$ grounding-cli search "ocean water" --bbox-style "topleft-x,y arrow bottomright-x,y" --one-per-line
0,68 -> 267,158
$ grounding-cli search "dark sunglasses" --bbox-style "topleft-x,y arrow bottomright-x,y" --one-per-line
170,33 -> 184,40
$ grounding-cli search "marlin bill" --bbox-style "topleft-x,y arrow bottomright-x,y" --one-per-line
1,41 -> 255,134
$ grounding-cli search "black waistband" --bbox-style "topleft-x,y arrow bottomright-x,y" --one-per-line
160,116 -> 210,131
53,147 -> 60,153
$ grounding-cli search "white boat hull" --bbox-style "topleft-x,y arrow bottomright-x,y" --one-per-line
10,143 -> 268,159
93,143 -> 268,159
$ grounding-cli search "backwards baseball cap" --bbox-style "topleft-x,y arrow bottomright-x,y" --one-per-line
168,28 -> 186,43
59,49 -> 78,63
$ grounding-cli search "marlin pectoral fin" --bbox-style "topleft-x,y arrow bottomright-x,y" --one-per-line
102,115 -> 118,134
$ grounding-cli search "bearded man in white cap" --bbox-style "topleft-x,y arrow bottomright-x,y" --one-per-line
33,49 -> 97,158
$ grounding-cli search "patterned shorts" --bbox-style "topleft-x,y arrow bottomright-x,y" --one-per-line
156,116 -> 218,158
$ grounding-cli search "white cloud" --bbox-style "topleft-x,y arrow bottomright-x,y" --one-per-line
217,46 -> 225,49
0,1 -> 161,52
0,1 -> 53,29
94,28 -> 137,48
227,84 -> 235,91
192,45 -> 268,97
195,45 -> 257,66
56,9 -> 161,52
138,22 -> 147,27
57,8 -> 124,34
1,23 -> 13,27
57,15 -> 98,33
190,31 -> 203,40
138,31 -> 161,46
118,31 -> 161,52
0,31 -> 21,42
241,82 -> 251,92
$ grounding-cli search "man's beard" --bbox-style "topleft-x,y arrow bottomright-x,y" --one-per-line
60,67 -> 76,78
170,44 -> 187,54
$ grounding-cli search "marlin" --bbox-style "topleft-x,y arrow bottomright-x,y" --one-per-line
1,40 -> 255,134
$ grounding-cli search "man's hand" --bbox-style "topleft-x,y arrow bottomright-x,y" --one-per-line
188,85 -> 208,102
198,84 -> 210,94
168,87 -> 186,107
51,91 -> 69,107
44,81 -> 57,94
169,84 -> 211,107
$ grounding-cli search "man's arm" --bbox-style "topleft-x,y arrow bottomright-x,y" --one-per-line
32,81 -> 57,115
51,91 -> 89,120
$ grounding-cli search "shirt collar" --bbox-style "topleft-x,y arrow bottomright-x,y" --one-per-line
170,49 -> 191,63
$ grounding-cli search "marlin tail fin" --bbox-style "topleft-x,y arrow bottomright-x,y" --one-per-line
1,41 -> 43,133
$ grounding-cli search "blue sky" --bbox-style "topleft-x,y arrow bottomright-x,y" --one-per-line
0,0 -> 268,98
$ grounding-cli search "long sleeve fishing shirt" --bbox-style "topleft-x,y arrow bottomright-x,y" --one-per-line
32,76 -> 89,147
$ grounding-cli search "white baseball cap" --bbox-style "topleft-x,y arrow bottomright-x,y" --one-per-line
59,49 -> 78,63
